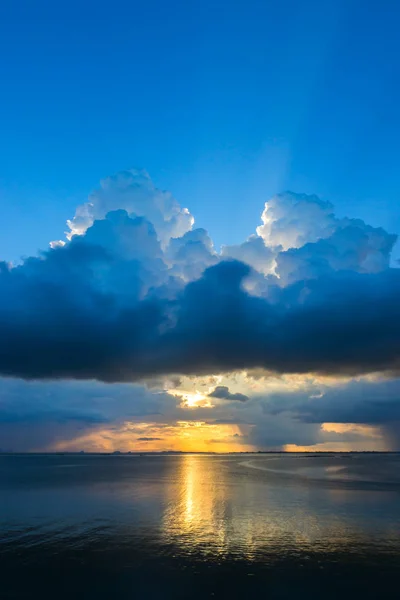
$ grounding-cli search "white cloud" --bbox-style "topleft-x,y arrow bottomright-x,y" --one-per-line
257,192 -> 337,250
66,169 -> 194,248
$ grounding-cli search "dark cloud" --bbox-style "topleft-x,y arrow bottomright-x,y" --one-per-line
0,377 -> 176,450
260,376 -> 400,449
137,437 -> 163,441
0,409 -> 107,425
0,171 -> 399,386
208,386 -> 249,402
262,378 -> 400,426
155,261 -> 400,378
211,418 -> 253,425
0,222 -> 400,382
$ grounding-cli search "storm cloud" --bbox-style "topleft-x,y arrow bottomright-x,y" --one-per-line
0,169 -> 399,383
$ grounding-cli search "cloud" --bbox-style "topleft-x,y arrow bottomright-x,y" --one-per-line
256,192 -> 337,250
221,235 -> 277,275
276,221 -> 395,285
66,169 -> 194,248
0,371 -> 393,452
261,376 -> 400,426
166,228 -> 218,281
137,437 -> 163,441
208,386 -> 249,402
0,170 -> 398,387
0,377 -> 176,451
259,374 -> 400,449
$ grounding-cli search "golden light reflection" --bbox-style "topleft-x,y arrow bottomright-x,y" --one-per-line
162,454 -> 254,558
160,454 -> 373,560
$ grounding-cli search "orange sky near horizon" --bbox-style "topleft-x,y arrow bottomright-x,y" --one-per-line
53,420 -> 257,454
50,418 -> 388,454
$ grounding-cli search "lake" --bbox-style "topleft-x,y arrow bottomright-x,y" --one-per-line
1,453 -> 400,599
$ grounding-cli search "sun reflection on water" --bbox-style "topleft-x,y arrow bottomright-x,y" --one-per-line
162,455 -> 255,559
161,454 -> 306,560
159,455 -> 399,561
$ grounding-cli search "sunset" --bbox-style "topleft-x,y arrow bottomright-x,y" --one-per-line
1,0 -> 400,598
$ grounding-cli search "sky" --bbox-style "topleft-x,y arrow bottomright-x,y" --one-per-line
0,0 -> 400,452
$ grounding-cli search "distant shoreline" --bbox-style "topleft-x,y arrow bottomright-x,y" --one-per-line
1,451 -> 399,456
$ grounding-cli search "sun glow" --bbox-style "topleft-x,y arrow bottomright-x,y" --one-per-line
52,419 -> 254,453
321,422 -> 383,437
178,392 -> 214,409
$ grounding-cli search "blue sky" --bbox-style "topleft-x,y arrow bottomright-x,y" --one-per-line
1,0 -> 400,262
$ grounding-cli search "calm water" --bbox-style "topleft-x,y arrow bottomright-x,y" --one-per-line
1,453 -> 400,599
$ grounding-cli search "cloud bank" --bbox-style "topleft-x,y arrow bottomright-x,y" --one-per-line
0,168 -> 398,383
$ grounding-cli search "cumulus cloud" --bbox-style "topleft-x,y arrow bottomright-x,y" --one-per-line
276,220 -> 396,285
256,192 -> 337,250
166,228 -> 218,281
221,235 -> 277,275
0,170 -> 398,387
208,386 -> 249,402
66,169 -> 194,248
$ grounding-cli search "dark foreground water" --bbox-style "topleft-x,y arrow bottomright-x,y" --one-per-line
1,453 -> 400,599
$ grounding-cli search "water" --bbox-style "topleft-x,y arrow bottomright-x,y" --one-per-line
1,453 -> 400,599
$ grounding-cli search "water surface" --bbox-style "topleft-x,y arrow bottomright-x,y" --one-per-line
1,453 -> 399,599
